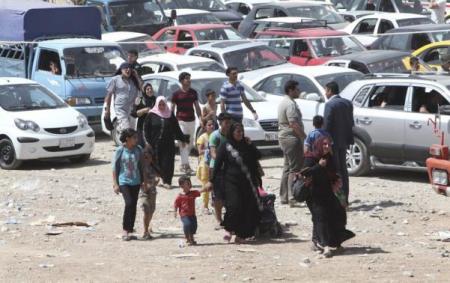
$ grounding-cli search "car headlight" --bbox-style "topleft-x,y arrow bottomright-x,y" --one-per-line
432,169 -> 448,186
242,117 -> 259,128
66,97 -> 92,106
77,114 -> 88,129
14,118 -> 40,132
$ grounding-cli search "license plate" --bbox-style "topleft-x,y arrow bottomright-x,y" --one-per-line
265,132 -> 278,141
59,137 -> 76,148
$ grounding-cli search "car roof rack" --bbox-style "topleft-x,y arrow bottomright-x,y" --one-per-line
262,19 -> 328,31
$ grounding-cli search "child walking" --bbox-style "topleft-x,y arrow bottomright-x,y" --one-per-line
196,118 -> 215,214
174,176 -> 206,245
112,128 -> 143,241
139,145 -> 160,240
304,115 -> 332,157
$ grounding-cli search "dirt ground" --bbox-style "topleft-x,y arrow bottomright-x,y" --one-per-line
0,136 -> 449,282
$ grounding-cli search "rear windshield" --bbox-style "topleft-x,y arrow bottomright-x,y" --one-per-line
366,58 -> 408,73
177,13 -> 221,25
397,18 -> 434,27
316,72 -> 364,91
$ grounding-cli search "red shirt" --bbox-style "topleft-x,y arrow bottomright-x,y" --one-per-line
174,190 -> 201,217
172,88 -> 198,122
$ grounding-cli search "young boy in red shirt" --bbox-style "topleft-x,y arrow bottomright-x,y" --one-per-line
174,175 -> 206,245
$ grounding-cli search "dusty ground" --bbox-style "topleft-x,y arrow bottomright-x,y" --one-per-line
0,136 -> 449,282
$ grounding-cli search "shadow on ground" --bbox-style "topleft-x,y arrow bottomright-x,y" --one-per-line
348,199 -> 405,212
337,245 -> 389,256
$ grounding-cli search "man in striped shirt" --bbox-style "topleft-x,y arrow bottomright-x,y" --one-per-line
220,67 -> 258,123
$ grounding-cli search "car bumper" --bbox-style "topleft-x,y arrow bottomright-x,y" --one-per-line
13,129 -> 95,160
245,128 -> 279,150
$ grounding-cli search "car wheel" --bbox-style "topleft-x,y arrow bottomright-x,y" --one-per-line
111,120 -> 121,146
346,137 -> 370,176
0,138 -> 22,170
68,154 -> 91,164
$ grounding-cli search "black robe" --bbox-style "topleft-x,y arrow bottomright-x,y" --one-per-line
131,95 -> 156,147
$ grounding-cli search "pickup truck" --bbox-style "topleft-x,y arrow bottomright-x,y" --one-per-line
0,1 -> 125,131
83,0 -> 172,35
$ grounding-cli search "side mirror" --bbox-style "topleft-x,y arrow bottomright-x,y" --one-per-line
305,93 -> 321,102
257,91 -> 267,97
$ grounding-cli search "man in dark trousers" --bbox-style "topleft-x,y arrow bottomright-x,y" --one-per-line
323,81 -> 354,202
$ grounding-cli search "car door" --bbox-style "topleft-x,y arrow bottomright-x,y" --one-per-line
352,18 -> 378,47
404,84 -> 450,164
290,39 -> 313,66
355,84 -> 408,162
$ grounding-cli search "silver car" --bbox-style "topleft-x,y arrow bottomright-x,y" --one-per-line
341,73 -> 450,176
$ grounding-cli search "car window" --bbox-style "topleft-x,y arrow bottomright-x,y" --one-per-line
289,5 -> 344,24
411,86 -> 449,113
177,31 -> 194,49
255,8 -> 275,19
223,45 -> 286,72
353,18 -> 377,34
266,37 -> 291,57
378,19 -> 394,34
37,49 -> 61,75
411,33 -> 432,51
158,29 -> 176,42
238,3 -> 251,15
141,62 -> 160,75
379,0 -> 395,12
274,9 -> 287,17
386,34 -> 409,50
316,72 -> 364,92
256,74 -> 291,95
291,75 -> 321,96
353,85 -> 372,107
194,28 -> 242,43
165,80 -> 180,100
367,85 -> 408,110
397,18 -> 434,27
189,51 -> 222,63
422,47 -> 450,64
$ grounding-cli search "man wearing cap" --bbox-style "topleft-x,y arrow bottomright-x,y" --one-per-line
105,62 -> 140,134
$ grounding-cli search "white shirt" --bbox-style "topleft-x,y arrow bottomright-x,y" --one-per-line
431,0 -> 446,24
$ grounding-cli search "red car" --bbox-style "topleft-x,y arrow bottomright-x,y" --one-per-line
152,24 -> 244,54
255,27 -> 366,66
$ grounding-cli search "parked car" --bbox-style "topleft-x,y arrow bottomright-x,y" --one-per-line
224,0 -> 274,18
101,31 -> 164,56
137,53 -> 226,74
238,1 -> 349,37
255,25 -> 366,66
166,8 -> 222,25
101,71 -> 282,148
158,0 -> 243,28
403,40 -> 450,71
248,65 -> 363,134
0,78 -> 95,169
343,12 -> 434,46
325,50 -> 409,73
346,0 -> 428,15
185,41 -> 295,84
83,0 -> 171,35
152,24 -> 244,54
340,73 -> 450,175
370,24 -> 450,52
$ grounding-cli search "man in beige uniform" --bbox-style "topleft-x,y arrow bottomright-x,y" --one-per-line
278,80 -> 306,205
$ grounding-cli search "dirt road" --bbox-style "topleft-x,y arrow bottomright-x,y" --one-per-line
0,136 -> 449,282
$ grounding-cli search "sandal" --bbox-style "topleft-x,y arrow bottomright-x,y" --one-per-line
142,233 -> 153,240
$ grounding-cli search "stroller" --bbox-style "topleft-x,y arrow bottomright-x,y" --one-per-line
256,189 -> 283,238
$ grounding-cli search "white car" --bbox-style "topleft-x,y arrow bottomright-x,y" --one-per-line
247,65 -> 363,133
137,53 -> 226,75
0,78 -> 95,169
101,31 -> 165,56
342,12 -> 435,46
224,0 -> 274,18
165,9 -> 222,25
101,71 -> 283,149
185,41 -> 296,85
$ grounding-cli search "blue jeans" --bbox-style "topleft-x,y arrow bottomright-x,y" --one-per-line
181,216 -> 197,235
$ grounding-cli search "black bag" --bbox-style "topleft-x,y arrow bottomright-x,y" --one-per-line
104,115 -> 114,131
292,171 -> 311,203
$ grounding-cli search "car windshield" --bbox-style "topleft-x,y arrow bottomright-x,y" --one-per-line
160,0 -> 227,11
194,28 -> 243,43
430,30 -> 450,41
63,46 -> 125,78
192,79 -> 264,104
316,72 -> 364,91
178,62 -> 226,72
289,5 -> 345,24
397,18 -> 434,27
0,84 -> 66,112
310,36 -> 365,57
347,0 -> 419,13
109,0 -> 167,28
366,58 -> 408,73
223,45 -> 287,73
120,35 -> 164,56
177,13 -> 221,25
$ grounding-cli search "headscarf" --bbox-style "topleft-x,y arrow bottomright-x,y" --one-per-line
149,96 -> 171,119
227,122 -> 247,150
310,133 -> 333,159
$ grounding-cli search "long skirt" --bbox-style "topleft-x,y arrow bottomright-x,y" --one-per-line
155,139 -> 175,185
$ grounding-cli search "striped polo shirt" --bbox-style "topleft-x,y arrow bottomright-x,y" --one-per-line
220,80 -> 244,119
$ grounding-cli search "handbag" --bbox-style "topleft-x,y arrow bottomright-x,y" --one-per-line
104,115 -> 114,131
292,171 -> 312,203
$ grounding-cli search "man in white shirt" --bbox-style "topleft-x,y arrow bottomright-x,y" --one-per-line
430,0 -> 446,24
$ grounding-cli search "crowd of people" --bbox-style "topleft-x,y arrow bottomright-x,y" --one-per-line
106,49 -> 355,257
